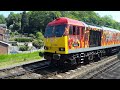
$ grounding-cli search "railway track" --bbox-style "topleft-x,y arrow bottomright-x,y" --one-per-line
90,60 -> 120,79
77,55 -> 119,79
48,55 -> 118,79
0,60 -> 50,79
87,60 -> 120,79
0,55 -> 118,79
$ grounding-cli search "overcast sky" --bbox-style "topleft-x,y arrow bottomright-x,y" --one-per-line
0,11 -> 120,22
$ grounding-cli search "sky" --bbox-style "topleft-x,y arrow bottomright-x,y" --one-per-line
0,11 -> 23,17
95,11 -> 120,22
0,11 -> 120,22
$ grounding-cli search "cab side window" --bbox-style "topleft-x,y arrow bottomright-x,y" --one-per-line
81,27 -> 84,37
69,25 -> 80,35
69,25 -> 73,35
73,26 -> 76,35
76,26 -> 80,35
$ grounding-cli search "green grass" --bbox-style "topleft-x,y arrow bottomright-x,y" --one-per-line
0,51 -> 44,69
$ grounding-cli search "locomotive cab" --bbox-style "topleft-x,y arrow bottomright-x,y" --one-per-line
43,17 -> 85,60
44,24 -> 68,54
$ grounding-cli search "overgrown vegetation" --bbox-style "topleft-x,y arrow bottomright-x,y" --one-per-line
15,38 -> 32,42
19,45 -> 29,51
33,40 -> 44,49
32,32 -> 44,49
0,51 -> 44,68
1,11 -> 120,36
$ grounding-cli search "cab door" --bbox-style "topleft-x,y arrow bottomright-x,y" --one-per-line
68,25 -> 80,49
80,27 -> 85,48
89,30 -> 101,47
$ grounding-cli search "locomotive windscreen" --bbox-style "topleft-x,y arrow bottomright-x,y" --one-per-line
44,24 -> 67,38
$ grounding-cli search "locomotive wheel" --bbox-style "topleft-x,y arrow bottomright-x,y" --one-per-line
66,58 -> 77,66
94,54 -> 100,62
83,57 -> 89,65
98,52 -> 103,60
76,58 -> 81,65
88,54 -> 94,63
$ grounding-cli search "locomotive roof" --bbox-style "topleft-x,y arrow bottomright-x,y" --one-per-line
48,17 -> 102,30
48,17 -> 84,27
101,26 -> 120,32
48,17 -> 120,32
88,25 -> 102,30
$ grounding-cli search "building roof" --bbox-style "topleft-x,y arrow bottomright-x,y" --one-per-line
0,41 -> 10,46
0,24 -> 7,28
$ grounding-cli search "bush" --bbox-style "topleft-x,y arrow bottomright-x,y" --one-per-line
10,32 -> 15,37
29,34 -> 35,39
14,31 -> 19,35
33,40 -> 44,49
19,45 -> 29,51
15,38 -> 32,42
36,32 -> 44,41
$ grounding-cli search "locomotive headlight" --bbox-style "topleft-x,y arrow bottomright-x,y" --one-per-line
59,47 -> 65,51
44,46 -> 48,50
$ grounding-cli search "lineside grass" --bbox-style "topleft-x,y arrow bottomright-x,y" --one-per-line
0,51 -> 44,69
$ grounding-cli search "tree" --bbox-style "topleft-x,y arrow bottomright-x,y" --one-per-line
32,40 -> 44,49
36,32 -> 44,41
5,11 -> 120,36
13,22 -> 21,31
6,12 -> 14,27
21,11 -> 29,34
0,15 -> 6,24
6,12 -> 21,32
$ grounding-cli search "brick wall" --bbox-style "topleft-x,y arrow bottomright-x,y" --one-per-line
0,28 -> 5,41
0,42 -> 8,54
0,28 -> 9,42
0,28 -> 5,34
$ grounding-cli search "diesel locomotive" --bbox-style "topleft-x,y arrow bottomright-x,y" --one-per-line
42,17 -> 120,65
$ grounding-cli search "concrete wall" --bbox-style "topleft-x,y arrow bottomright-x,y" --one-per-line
0,34 -> 3,41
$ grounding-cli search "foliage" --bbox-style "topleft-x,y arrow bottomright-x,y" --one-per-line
15,38 -> 32,42
14,31 -> 19,35
21,11 -> 29,34
32,40 -> 44,49
0,14 -> 6,24
36,32 -> 44,41
6,12 -> 21,32
5,11 -> 120,36
29,34 -> 35,38
10,32 -> 15,37
19,45 -> 29,51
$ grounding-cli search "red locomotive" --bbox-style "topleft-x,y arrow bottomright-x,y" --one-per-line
43,17 -> 120,65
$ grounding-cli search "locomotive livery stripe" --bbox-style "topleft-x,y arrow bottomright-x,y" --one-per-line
68,44 -> 120,53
